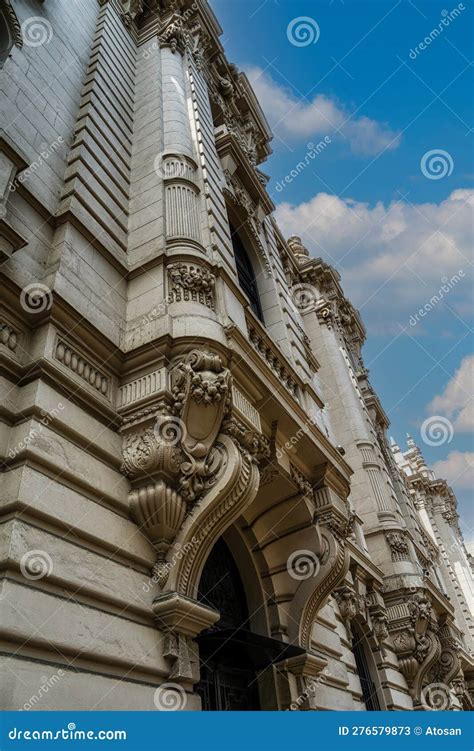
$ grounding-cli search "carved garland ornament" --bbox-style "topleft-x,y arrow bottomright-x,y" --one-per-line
167,263 -> 215,310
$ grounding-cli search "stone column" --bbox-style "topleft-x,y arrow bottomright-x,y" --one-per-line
159,17 -> 202,250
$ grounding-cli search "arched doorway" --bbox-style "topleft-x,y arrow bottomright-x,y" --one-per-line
196,538 -> 260,710
195,537 -> 305,710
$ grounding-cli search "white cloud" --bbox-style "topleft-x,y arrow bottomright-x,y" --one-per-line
275,189 -> 473,334
246,66 -> 400,156
429,356 -> 474,432
432,451 -> 474,490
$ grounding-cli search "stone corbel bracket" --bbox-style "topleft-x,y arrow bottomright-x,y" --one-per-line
121,351 -> 232,582
296,466 -> 352,651
164,432 -> 260,597
120,350 -> 264,598
387,591 -> 441,704
365,587 -> 389,645
425,618 -> 464,706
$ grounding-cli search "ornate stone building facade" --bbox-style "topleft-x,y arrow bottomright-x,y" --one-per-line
0,0 -> 472,712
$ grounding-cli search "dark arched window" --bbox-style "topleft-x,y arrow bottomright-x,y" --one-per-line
352,631 -> 382,710
230,224 -> 264,322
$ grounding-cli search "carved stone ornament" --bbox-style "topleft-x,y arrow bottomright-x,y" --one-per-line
167,263 -> 215,310
366,588 -> 389,643
121,351 -> 232,584
1,0 -> 23,50
159,12 -> 190,55
287,236 -> 310,265
388,591 -> 440,703
386,531 -> 410,561
118,0 -> 144,26
335,586 -> 358,624
314,298 -> 334,328
425,619 -> 465,706
121,350 -> 264,603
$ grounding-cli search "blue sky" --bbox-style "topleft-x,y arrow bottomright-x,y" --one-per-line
210,0 -> 474,540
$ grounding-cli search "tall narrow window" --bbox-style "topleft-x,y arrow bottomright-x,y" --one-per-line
352,634 -> 381,710
230,223 -> 264,323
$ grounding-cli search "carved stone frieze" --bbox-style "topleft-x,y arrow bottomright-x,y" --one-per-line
386,531 -> 410,562
222,415 -> 270,462
55,339 -> 110,398
0,321 -> 18,351
167,263 -> 215,310
247,322 -> 299,398
159,12 -> 190,54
